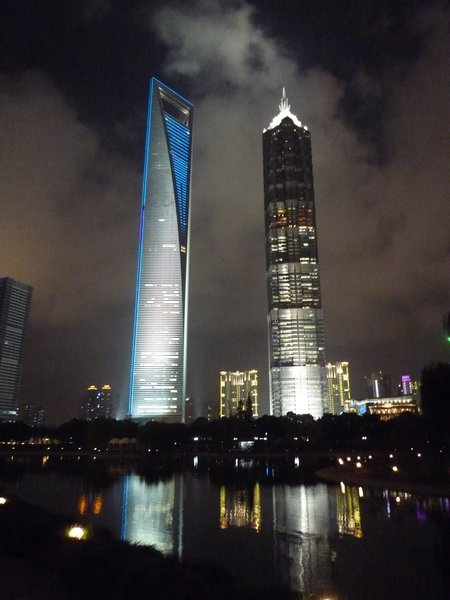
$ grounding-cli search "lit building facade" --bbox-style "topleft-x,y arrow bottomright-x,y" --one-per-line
0,277 -> 33,421
401,374 -> 413,395
129,78 -> 193,422
326,361 -> 351,415
346,395 -> 419,420
263,90 -> 326,418
219,370 -> 258,418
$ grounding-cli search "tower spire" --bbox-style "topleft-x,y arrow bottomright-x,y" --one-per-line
264,87 -> 305,132
279,87 -> 290,112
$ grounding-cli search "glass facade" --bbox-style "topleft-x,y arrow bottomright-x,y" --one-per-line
263,91 -> 326,417
0,277 -> 33,421
129,79 -> 193,422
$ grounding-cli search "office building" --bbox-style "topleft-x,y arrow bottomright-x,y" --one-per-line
400,374 -> 413,396
20,402 -> 45,427
0,277 -> 33,421
79,384 -> 113,420
219,370 -> 258,418
263,89 -> 326,418
326,362 -> 351,414
129,78 -> 193,422
365,371 -> 392,399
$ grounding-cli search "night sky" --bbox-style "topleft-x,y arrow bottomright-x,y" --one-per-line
1,0 -> 448,424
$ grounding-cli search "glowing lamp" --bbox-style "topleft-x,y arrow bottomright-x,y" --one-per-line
67,525 -> 87,540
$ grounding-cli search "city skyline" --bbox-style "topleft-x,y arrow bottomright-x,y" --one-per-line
1,1 -> 448,423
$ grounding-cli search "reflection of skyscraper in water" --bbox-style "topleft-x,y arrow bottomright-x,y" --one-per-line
121,474 -> 183,558
273,484 -> 332,594
219,483 -> 261,532
336,484 -> 363,538
77,492 -> 104,516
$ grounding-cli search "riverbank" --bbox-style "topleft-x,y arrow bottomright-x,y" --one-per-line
0,483 -> 295,600
317,464 -> 450,496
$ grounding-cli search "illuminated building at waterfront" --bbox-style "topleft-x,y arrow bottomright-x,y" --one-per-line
346,395 -> 419,420
263,90 -> 326,417
129,78 -> 193,422
219,370 -> 258,418
326,361 -> 351,414
0,277 -> 33,421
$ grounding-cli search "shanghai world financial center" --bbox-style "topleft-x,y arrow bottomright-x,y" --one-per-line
129,78 -> 193,422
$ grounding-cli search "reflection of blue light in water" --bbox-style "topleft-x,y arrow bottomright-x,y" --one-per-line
416,501 -> 427,523
384,489 -> 391,518
121,476 -> 129,540
266,467 -> 270,477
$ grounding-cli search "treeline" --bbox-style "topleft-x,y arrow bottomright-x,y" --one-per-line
0,412 -> 433,453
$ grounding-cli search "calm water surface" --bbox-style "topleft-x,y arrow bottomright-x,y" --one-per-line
1,454 -> 449,600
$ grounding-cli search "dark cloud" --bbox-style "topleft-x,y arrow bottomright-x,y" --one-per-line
0,70 -> 140,421
1,0 -> 448,422
152,0 -> 450,408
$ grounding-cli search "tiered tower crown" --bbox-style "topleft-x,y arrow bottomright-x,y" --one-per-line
263,87 -> 306,131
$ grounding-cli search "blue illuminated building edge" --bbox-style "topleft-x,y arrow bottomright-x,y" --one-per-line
128,77 -> 193,419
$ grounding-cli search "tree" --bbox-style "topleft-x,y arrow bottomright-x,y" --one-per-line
421,362 -> 450,459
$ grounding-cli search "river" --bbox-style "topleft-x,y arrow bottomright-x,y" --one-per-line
1,453 -> 449,599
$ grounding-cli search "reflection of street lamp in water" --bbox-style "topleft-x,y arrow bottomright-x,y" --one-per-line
66,525 -> 88,540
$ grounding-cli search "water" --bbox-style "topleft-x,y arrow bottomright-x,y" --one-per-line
1,453 -> 449,599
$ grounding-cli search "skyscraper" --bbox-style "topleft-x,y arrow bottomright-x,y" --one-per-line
326,362 -> 351,415
0,277 -> 33,421
219,370 -> 258,418
129,78 -> 193,422
365,371 -> 392,399
263,90 -> 326,418
78,384 -> 113,420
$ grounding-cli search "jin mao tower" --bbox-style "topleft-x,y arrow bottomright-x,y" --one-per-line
129,78 -> 193,422
263,90 -> 326,418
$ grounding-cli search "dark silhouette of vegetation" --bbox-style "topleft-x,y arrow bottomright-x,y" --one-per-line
0,410 -> 437,459
421,363 -> 450,456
